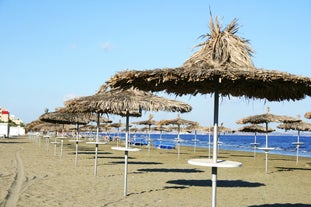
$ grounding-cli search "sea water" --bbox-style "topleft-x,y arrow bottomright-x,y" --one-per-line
107,132 -> 311,158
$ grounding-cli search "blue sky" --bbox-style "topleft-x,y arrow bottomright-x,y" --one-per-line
1,0 -> 311,131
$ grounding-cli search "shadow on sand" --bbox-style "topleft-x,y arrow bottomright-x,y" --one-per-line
110,161 -> 163,165
276,166 -> 311,172
137,168 -> 204,173
0,141 -> 30,144
248,203 -> 311,207
167,179 -> 265,187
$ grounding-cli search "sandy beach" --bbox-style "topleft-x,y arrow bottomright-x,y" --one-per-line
0,135 -> 310,207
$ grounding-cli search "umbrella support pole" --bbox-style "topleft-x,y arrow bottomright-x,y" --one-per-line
177,143 -> 180,160
124,151 -> 128,196
60,139 -> 63,160
212,86 -> 219,207
296,131 -> 300,165
253,147 -> 256,160
53,142 -> 57,156
75,141 -> 78,167
254,132 -> 257,160
265,127 -> 269,174
296,144 -> 300,165
265,151 -> 269,174
208,130 -> 211,159
45,136 -> 49,152
212,167 -> 217,207
94,144 -> 98,176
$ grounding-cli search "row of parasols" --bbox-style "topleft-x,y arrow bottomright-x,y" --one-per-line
26,15 -> 311,207
27,104 -> 311,170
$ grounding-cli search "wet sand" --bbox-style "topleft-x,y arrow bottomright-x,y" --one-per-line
0,135 -> 310,207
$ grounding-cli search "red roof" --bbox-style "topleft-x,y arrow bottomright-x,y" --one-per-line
1,110 -> 9,115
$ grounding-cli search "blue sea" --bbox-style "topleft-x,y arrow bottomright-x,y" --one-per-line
84,132 -> 311,158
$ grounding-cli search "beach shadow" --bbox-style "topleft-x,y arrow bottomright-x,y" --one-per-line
102,156 -> 124,159
0,141 -> 30,144
248,203 -> 311,207
167,179 -> 265,187
110,161 -> 162,165
163,186 -> 188,189
269,157 -> 295,162
196,155 -> 229,159
77,151 -> 112,155
230,154 -> 254,158
137,168 -> 204,173
275,166 -> 311,172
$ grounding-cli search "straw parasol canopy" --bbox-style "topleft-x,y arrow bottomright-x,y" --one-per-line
277,121 -> 311,133
106,16 -> 311,207
26,120 -> 69,132
238,124 -> 275,159
63,85 -> 192,195
236,113 -> 300,125
39,110 -> 90,125
158,114 -> 198,159
107,19 -> 311,102
109,121 -> 126,129
304,112 -> 311,119
132,114 -> 157,152
236,108 -> 299,173
182,123 -> 204,153
132,114 -> 157,126
277,121 -> 311,164
238,124 -> 275,133
25,120 -> 45,132
157,115 -> 198,127
209,124 -> 234,134
64,85 -> 191,116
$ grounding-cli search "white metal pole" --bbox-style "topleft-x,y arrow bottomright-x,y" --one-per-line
296,130 -> 300,165
254,132 -> 257,159
60,139 -> 63,160
75,141 -> 78,167
124,114 -> 130,196
94,144 -> 98,176
265,122 -> 269,174
212,87 -> 219,207
178,124 -> 180,160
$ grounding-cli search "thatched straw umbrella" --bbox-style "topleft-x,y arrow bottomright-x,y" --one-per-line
108,120 -> 126,145
63,85 -> 192,196
25,120 -> 47,132
208,124 -> 234,134
207,123 -> 234,156
151,125 -> 172,149
158,114 -> 198,159
40,109 -> 111,163
238,124 -> 275,159
236,108 -> 299,173
277,121 -> 311,164
183,123 -> 203,153
39,110 -> 91,160
131,114 -> 157,152
106,16 -> 311,207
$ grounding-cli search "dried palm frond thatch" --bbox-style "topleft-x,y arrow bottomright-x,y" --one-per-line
238,124 -> 275,133
184,17 -> 254,69
107,17 -> 311,102
64,86 -> 192,116
277,121 -> 311,164
236,113 -> 300,125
